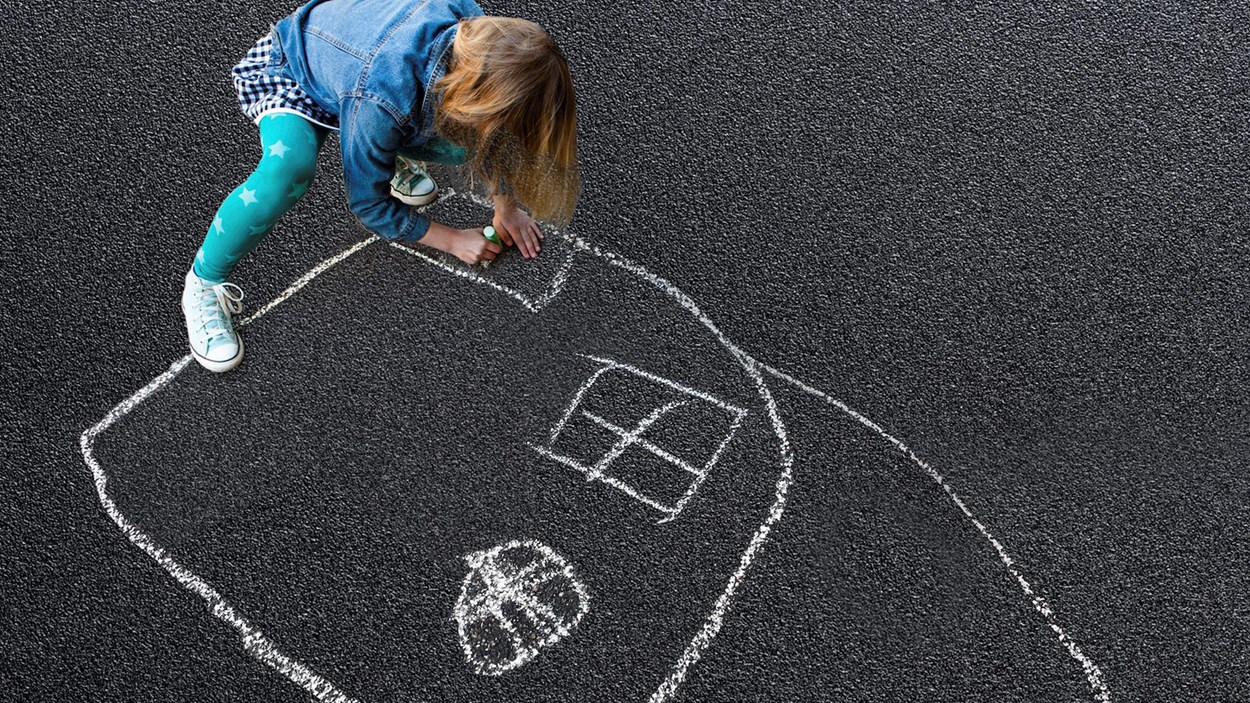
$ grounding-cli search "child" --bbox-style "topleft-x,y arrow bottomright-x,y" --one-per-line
182,0 -> 580,372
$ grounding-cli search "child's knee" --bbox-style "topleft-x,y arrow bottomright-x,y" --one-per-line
238,150 -> 318,217
255,147 -> 318,186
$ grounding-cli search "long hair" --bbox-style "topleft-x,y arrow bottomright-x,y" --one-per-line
433,16 -> 580,225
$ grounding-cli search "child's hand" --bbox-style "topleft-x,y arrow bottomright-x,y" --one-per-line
416,221 -> 502,266
451,227 -> 503,266
492,201 -> 544,259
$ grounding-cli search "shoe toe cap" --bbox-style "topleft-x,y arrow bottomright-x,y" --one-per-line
203,341 -> 241,363
191,336 -> 244,372
410,177 -> 436,196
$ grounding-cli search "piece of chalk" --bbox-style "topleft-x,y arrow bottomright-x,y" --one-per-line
481,226 -> 500,269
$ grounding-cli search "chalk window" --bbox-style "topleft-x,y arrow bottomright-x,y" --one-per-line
528,355 -> 748,523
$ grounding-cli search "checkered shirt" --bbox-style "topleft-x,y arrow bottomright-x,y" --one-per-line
231,33 -> 340,130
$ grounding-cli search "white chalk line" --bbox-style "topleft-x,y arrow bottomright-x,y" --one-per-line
567,243 -> 798,703
79,240 -> 373,703
661,404 -> 747,525
79,189 -> 1110,703
578,353 -> 749,417
527,444 -> 677,516
547,362 -> 617,446
529,356 -> 750,523
756,363 -> 1112,703
240,237 -> 377,327
453,539 -> 590,676
479,559 -> 562,629
587,400 -> 688,481
86,194 -> 789,702
571,240 -> 1109,703
581,410 -> 701,476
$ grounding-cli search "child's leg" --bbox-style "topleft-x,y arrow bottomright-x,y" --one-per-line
193,112 -> 329,283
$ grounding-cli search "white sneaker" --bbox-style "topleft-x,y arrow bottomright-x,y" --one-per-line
390,155 -> 439,206
181,269 -> 245,373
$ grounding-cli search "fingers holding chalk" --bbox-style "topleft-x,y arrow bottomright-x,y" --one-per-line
481,226 -> 501,269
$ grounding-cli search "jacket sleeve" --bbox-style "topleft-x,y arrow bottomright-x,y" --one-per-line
338,95 -> 430,242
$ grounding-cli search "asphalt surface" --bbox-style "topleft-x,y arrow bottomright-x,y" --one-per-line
4,1 -> 1249,701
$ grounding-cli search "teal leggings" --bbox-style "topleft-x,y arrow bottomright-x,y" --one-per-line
194,111 -> 466,283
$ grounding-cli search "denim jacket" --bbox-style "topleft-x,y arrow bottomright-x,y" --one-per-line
267,0 -> 484,242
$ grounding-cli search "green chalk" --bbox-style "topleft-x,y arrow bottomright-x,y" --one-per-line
481,226 -> 500,269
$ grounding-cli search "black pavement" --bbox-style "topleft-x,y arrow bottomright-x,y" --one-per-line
5,1 -> 1249,702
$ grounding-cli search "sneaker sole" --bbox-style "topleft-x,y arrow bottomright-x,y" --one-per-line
189,335 -> 245,373
391,185 -> 439,207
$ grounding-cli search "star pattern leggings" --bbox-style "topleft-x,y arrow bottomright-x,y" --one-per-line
194,112 -> 329,283
193,111 -> 468,283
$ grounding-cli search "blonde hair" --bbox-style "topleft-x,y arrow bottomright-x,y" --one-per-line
433,16 -> 580,225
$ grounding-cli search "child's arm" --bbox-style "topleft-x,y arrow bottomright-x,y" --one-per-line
338,96 -> 501,266
339,96 -> 432,243
491,193 -> 544,260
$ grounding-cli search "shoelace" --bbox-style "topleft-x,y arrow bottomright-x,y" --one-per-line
393,157 -> 431,193
193,282 -> 244,351
400,168 -> 431,191
395,154 -> 420,173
